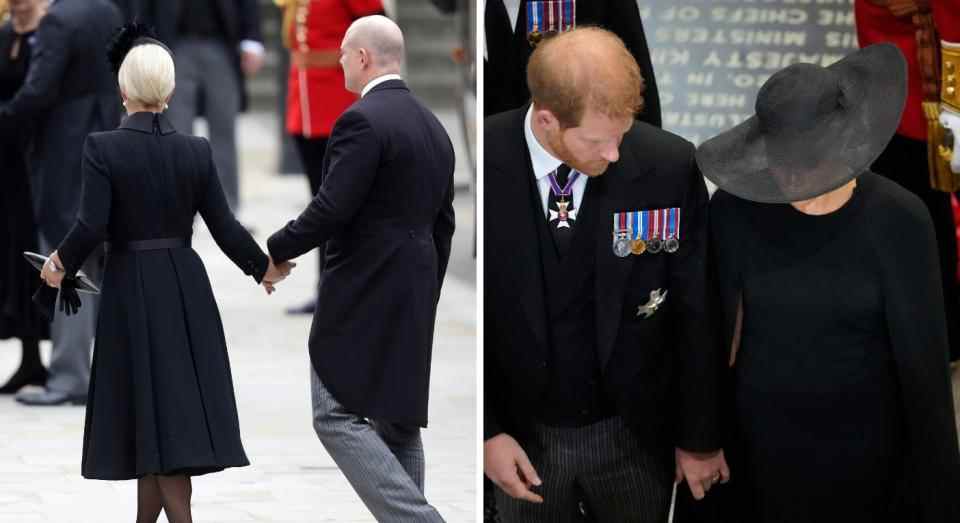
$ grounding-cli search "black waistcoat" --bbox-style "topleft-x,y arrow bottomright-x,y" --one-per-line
530,175 -> 615,426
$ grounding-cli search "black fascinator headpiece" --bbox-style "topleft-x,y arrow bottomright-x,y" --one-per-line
106,22 -> 173,74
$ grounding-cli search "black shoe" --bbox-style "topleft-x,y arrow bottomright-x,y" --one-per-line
0,366 -> 48,395
286,298 -> 317,315
15,388 -> 87,406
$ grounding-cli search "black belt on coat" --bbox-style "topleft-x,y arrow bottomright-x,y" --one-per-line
106,237 -> 191,252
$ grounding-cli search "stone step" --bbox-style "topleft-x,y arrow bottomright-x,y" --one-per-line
398,0 -> 460,97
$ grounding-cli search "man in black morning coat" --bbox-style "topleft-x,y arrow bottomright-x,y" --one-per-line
266,15 -> 455,522
483,27 -> 726,521
0,0 -> 123,406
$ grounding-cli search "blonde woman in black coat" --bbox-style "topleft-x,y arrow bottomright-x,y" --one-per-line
39,26 -> 293,523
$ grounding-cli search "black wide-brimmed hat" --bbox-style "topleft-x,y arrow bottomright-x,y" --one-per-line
695,43 -> 907,204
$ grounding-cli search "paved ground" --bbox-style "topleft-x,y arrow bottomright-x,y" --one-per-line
0,110 -> 477,522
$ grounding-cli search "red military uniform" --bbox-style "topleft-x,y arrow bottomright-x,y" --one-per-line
855,0 -> 960,141
856,0 -> 960,363
281,0 -> 383,138
277,0 -> 384,315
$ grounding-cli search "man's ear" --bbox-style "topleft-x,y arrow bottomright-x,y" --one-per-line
533,106 -> 561,133
359,48 -> 370,69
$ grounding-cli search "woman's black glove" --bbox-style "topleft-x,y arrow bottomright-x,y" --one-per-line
32,278 -> 83,319
58,278 -> 81,316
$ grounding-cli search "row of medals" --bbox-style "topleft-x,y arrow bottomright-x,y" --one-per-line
613,233 -> 679,258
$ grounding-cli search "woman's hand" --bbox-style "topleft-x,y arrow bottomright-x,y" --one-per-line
262,257 -> 296,295
40,251 -> 65,289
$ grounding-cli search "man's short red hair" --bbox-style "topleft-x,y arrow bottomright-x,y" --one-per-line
526,27 -> 645,128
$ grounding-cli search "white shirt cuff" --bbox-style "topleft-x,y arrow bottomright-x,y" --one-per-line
240,40 -> 266,56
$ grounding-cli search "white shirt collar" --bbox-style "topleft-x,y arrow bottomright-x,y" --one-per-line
524,105 -> 563,181
361,74 -> 404,98
503,0 -> 522,32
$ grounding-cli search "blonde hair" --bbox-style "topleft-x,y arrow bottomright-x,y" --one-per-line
527,27 -> 644,128
118,43 -> 175,108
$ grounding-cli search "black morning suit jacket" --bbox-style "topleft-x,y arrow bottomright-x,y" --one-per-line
268,80 -> 456,427
0,0 -> 123,247
484,107 -> 720,453
116,0 -> 263,111
484,0 -> 661,126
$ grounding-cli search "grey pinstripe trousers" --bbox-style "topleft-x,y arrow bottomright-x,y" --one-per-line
310,368 -> 446,522
495,417 -> 673,522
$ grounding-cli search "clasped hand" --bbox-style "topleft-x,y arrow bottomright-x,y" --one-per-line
262,256 -> 296,295
485,434 -> 731,505
675,448 -> 730,500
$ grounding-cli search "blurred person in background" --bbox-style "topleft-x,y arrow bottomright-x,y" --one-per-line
276,0 -> 384,316
483,0 -> 661,126
0,0 -> 123,406
0,0 -> 48,395
125,0 -> 265,215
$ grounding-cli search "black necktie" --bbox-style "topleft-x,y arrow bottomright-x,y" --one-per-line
546,164 -> 575,257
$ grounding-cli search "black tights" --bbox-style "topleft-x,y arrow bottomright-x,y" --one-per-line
137,475 -> 193,523
17,338 -> 41,368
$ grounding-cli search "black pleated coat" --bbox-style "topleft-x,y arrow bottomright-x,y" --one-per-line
57,112 -> 269,480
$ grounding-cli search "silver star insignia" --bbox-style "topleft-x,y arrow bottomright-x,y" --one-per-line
637,289 -> 668,318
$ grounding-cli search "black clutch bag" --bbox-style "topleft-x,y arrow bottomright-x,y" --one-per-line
23,251 -> 100,318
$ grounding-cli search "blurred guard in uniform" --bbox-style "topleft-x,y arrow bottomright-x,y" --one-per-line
855,0 -> 960,362
277,0 -> 384,315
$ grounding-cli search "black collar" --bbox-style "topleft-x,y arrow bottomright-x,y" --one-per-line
119,112 -> 177,135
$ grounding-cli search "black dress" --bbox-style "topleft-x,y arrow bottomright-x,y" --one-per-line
57,112 -> 269,480
709,173 -> 960,522
0,23 -> 46,340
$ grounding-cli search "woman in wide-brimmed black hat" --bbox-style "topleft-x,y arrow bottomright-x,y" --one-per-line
698,43 -> 960,522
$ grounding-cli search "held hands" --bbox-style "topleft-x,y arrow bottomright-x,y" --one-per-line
40,251 -> 65,289
484,433 -> 544,504
262,256 -> 296,295
675,448 -> 730,500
